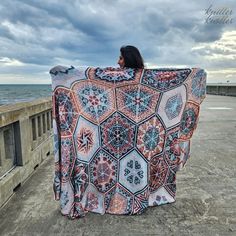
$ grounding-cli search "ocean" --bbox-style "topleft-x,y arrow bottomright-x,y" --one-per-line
0,84 -> 52,106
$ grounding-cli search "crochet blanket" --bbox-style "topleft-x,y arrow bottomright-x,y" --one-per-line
50,65 -> 207,219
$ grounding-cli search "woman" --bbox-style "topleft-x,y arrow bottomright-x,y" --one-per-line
118,45 -> 144,69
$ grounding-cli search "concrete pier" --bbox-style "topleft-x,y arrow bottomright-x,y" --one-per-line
207,84 -> 236,96
0,94 -> 236,236
0,97 -> 53,209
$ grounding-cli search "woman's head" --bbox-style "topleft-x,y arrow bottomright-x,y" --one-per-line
118,45 -> 144,69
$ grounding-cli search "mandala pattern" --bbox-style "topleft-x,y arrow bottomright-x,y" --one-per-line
87,67 -> 142,87
81,184 -> 105,214
85,192 -> 99,211
185,68 -> 207,104
165,93 -> 183,120
133,189 -> 149,214
149,157 -> 168,193
157,85 -> 187,129
72,81 -> 116,124
74,116 -> 99,162
141,68 -> 191,91
53,87 -> 79,136
105,184 -> 133,214
137,116 -> 165,160
124,159 -> 144,185
72,158 -> 89,201
100,112 -> 136,158
107,192 -> 127,214
60,137 -> 76,183
90,150 -> 118,193
164,127 -> 181,165
77,128 -> 93,152
51,66 -> 206,218
192,70 -> 207,99
119,150 -> 148,194
180,102 -> 199,140
164,169 -> 176,197
116,84 -> 160,123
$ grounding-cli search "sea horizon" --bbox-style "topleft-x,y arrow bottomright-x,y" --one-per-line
1,82 -> 236,106
0,84 -> 52,106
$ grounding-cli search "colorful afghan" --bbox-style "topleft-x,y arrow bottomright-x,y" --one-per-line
50,66 -> 207,219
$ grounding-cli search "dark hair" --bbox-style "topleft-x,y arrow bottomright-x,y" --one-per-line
120,45 -> 144,69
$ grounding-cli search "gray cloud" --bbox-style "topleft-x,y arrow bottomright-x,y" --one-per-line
0,0 -> 235,83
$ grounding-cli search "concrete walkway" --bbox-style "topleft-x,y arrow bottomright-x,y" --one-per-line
0,95 -> 236,236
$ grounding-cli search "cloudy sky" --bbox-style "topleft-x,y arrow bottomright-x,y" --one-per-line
0,0 -> 235,84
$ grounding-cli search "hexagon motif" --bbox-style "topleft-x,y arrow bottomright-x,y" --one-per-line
87,67 -> 142,87
164,169 -> 176,197
137,116 -> 166,160
73,116 -> 99,162
119,150 -> 148,194
72,157 -> 89,201
141,68 -> 191,91
185,68 -> 207,104
165,93 -> 183,120
180,102 -> 199,140
148,186 -> 175,206
149,156 -> 168,193
105,184 -> 133,214
54,87 -> 79,136
164,126 -> 181,165
72,81 -> 116,124
157,85 -> 187,129
191,69 -> 206,101
89,150 -> 118,193
133,188 -> 149,214
81,184 -> 105,214
60,136 -> 76,183
116,84 -> 160,123
107,192 -> 127,214
100,112 -> 136,159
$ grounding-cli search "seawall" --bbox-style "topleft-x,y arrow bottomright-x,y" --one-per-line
0,96 -> 53,208
207,84 -> 236,96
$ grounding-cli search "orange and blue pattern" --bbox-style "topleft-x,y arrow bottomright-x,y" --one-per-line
50,65 -> 206,219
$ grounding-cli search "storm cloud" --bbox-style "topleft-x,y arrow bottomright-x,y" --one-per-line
0,0 -> 235,83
